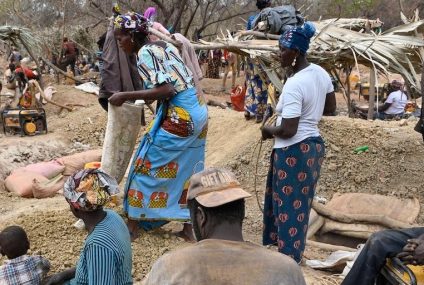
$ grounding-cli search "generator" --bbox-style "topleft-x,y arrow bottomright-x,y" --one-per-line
1,108 -> 47,136
378,257 -> 424,285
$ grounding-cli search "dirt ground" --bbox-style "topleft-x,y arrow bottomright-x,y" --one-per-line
0,75 -> 423,284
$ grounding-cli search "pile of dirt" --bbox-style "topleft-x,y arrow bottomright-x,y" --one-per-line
52,106 -> 107,147
227,116 -> 424,225
43,85 -> 107,147
318,117 -> 424,224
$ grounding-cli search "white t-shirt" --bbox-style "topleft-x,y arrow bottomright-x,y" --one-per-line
274,64 -> 333,148
384,90 -> 408,115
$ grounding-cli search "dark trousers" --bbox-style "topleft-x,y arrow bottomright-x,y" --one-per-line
341,227 -> 424,285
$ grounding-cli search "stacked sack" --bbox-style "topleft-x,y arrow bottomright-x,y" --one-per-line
5,149 -> 102,199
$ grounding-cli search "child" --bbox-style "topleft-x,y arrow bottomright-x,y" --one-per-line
0,226 -> 50,285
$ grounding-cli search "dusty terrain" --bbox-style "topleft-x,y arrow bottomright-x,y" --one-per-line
0,76 -> 423,284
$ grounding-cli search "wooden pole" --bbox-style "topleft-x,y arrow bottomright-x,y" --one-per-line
345,65 -> 353,117
148,28 -> 279,52
238,30 -> 281,40
367,67 -> 376,119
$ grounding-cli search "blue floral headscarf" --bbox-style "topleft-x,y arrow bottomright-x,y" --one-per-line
279,22 -> 316,55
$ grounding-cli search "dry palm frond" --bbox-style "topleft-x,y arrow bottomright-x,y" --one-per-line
0,25 -> 40,53
319,18 -> 378,31
193,20 -> 424,97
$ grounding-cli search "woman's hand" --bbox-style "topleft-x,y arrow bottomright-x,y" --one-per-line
108,92 -> 128,106
261,126 -> 274,140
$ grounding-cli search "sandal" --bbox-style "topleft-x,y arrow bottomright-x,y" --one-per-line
244,111 -> 251,120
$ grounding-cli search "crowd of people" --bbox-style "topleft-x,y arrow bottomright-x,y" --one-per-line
1,1 -> 423,284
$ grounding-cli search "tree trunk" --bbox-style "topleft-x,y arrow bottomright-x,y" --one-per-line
367,67 -> 376,120
171,0 -> 188,34
183,3 -> 200,37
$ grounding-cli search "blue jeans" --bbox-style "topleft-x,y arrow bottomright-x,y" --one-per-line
377,112 -> 404,120
341,227 -> 424,285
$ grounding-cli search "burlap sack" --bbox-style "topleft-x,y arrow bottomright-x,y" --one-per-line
32,175 -> 65,199
101,102 -> 142,183
318,193 -> 420,238
326,193 -> 420,224
57,149 -> 102,176
5,170 -> 48,198
321,219 -> 387,239
23,160 -> 65,179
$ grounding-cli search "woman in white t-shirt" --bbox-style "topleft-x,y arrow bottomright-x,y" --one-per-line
261,22 -> 336,263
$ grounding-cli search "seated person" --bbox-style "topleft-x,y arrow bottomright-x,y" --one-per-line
352,80 -> 408,120
377,80 -> 408,119
15,64 -> 39,81
341,227 -> 424,285
0,226 -> 50,285
79,61 -> 90,74
46,169 -> 132,285
143,168 -> 306,285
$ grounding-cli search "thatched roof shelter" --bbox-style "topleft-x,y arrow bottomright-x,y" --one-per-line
192,18 -> 424,97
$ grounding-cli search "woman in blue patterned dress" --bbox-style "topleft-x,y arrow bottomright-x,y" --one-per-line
109,13 -> 208,241
244,0 -> 272,123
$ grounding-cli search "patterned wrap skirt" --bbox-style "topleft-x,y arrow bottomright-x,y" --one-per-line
124,87 -> 208,222
263,136 -> 325,263
244,60 -> 268,120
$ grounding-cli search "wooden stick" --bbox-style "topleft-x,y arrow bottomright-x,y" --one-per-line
65,103 -> 86,107
312,201 -> 418,229
367,67 -> 376,119
306,240 -> 356,252
238,30 -> 281,40
192,42 -> 279,52
31,80 -> 73,112
345,66 -> 353,117
40,57 -> 84,84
